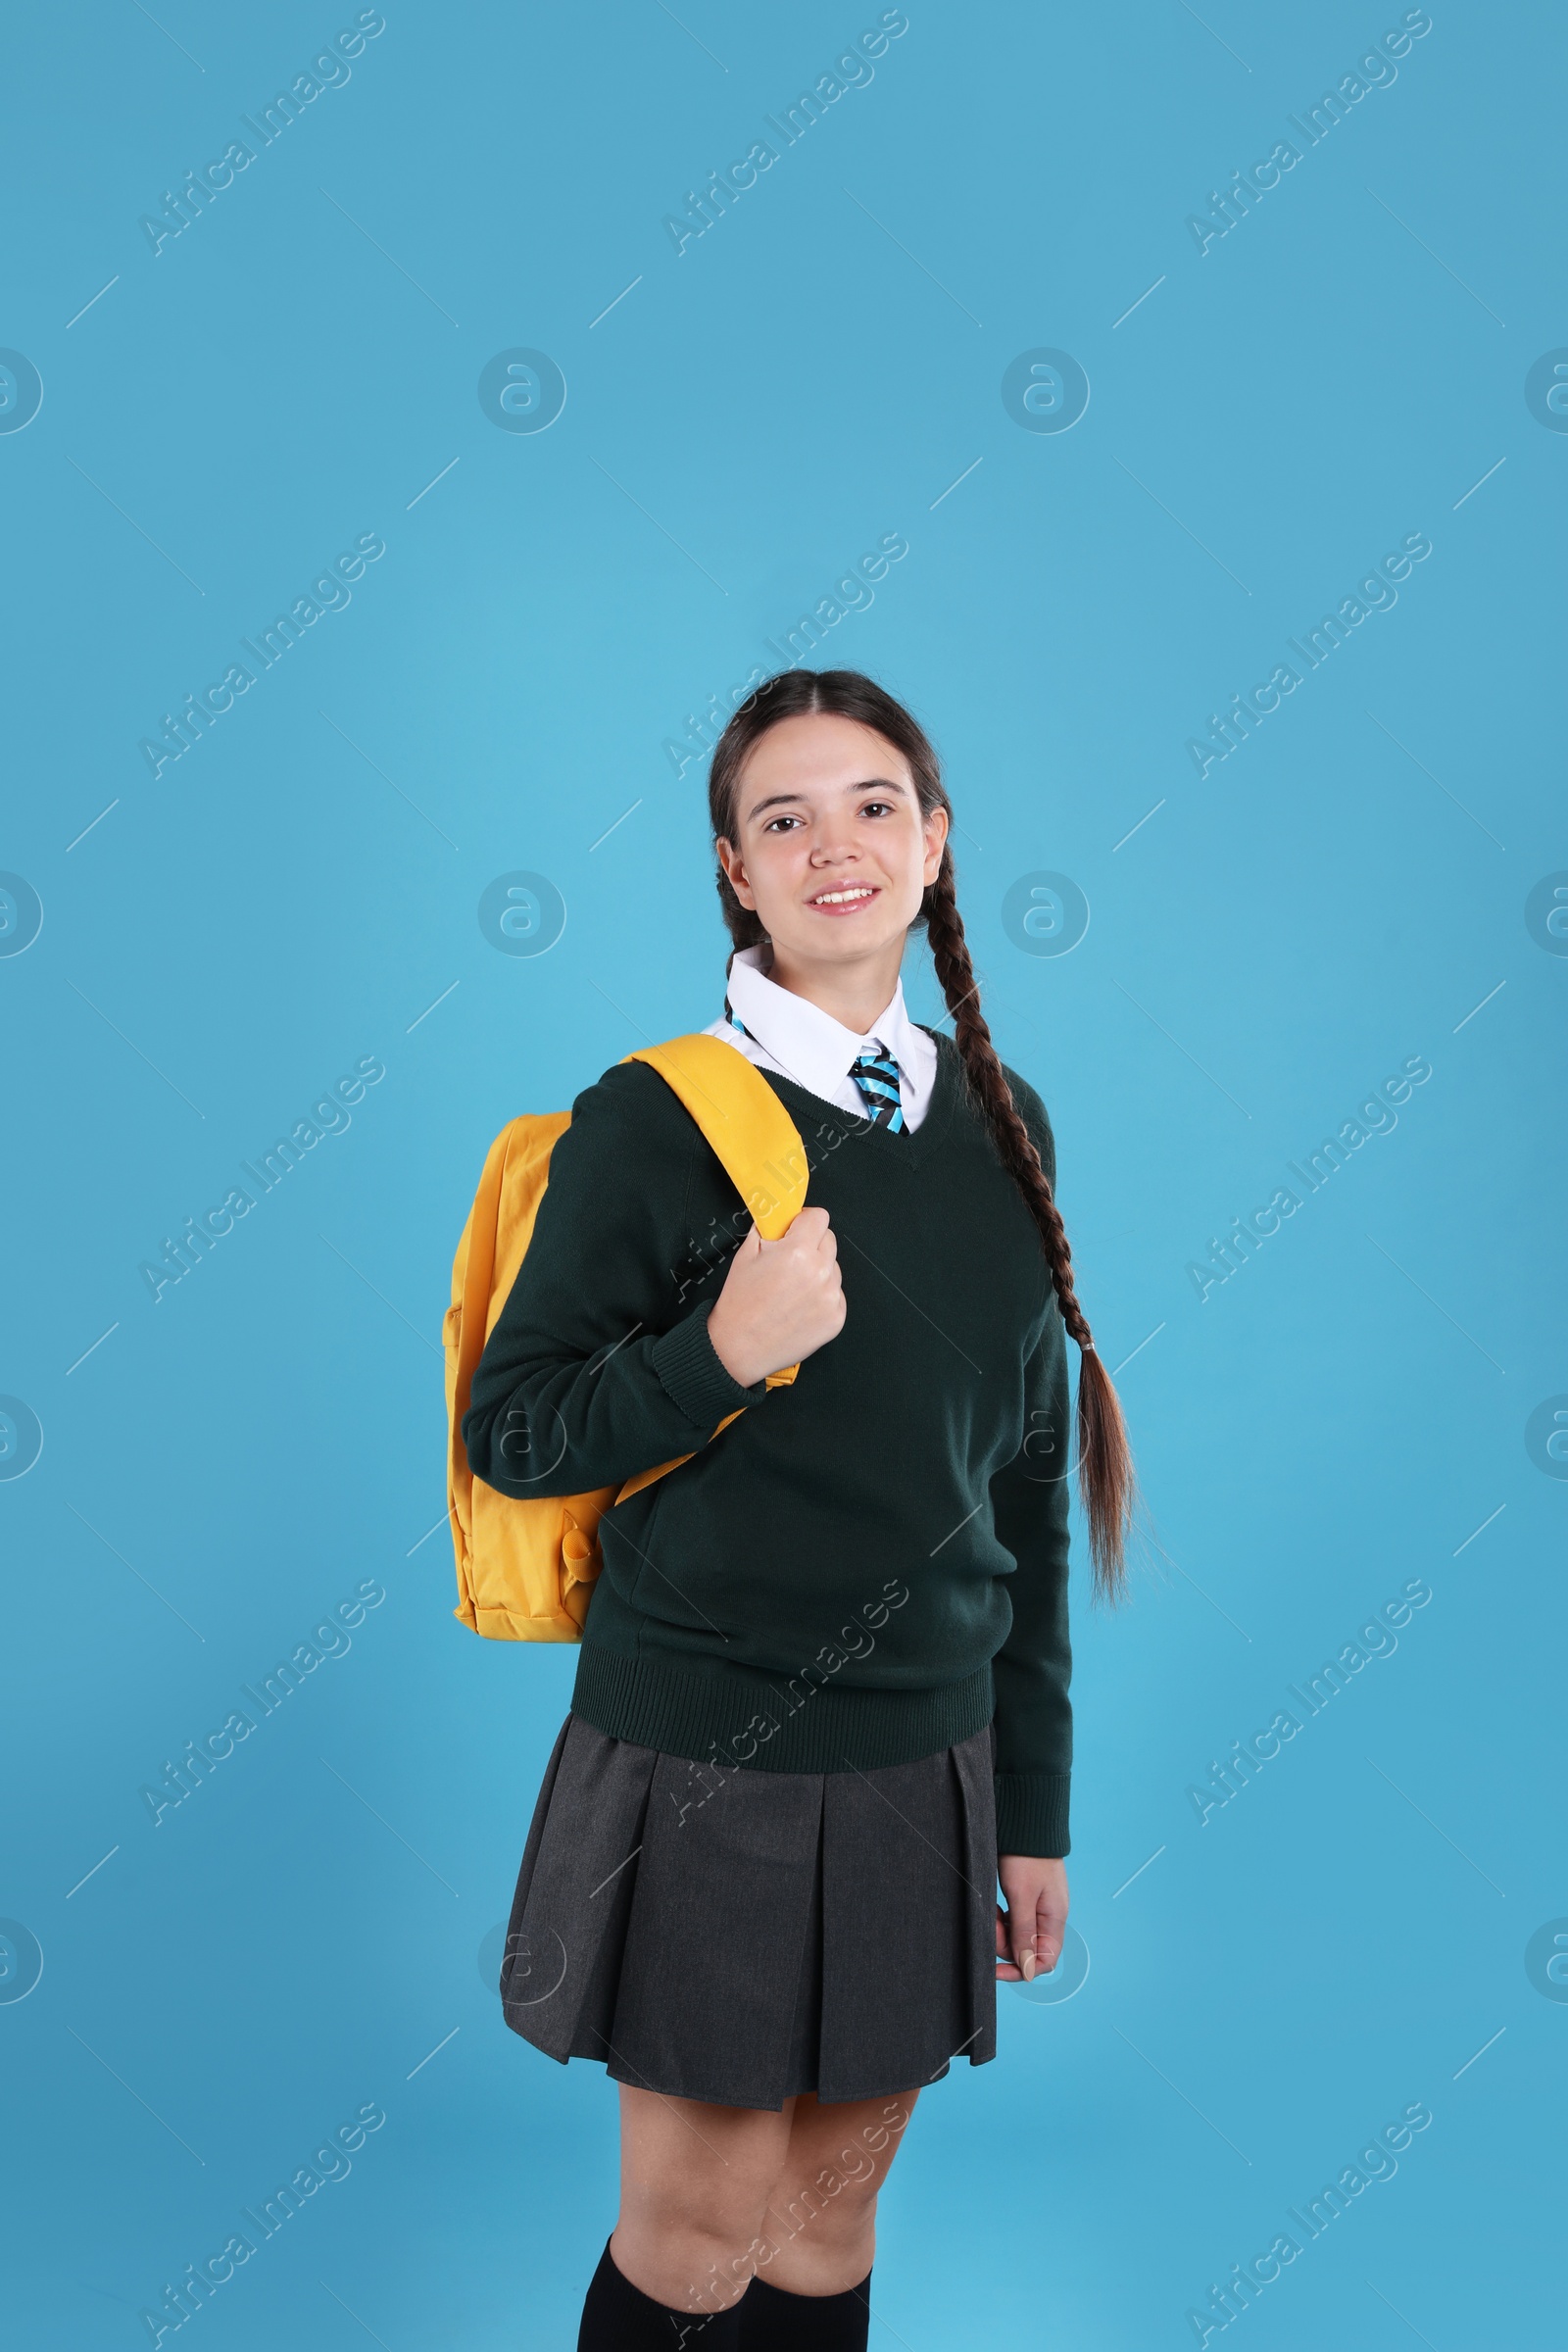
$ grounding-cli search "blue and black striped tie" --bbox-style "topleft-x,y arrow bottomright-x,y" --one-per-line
851,1048 -> 906,1133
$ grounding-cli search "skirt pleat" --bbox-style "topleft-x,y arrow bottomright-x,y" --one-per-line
499,1711 -> 999,2110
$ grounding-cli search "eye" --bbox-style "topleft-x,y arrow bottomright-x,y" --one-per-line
858,799 -> 896,818
761,813 -> 804,833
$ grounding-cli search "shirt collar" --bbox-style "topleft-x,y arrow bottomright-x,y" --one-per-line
725,943 -> 923,1095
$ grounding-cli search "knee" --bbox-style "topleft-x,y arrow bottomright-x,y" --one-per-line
643,2216 -> 775,2319
765,2160 -> 880,2250
617,2177 -> 777,2309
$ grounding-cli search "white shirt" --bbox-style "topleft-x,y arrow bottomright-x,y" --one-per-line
702,943 -> 939,1131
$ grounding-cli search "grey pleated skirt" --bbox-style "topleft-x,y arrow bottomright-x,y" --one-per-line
498,1712 -> 1000,2110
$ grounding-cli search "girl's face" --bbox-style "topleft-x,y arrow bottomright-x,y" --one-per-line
717,713 -> 948,973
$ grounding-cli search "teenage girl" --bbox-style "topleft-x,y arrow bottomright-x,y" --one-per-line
464,669 -> 1134,2349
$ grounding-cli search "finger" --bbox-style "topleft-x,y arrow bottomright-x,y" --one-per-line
1035,1894 -> 1065,1973
997,1899 -> 1036,1983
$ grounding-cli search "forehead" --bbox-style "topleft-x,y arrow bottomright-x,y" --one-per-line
735,712 -> 913,813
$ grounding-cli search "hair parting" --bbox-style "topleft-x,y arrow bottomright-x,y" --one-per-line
706,666 -> 1137,1599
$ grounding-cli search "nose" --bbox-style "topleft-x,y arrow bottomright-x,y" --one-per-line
809,830 -> 859,865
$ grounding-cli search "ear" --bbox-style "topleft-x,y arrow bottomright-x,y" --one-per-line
921,804 -> 950,887
715,836 -> 758,911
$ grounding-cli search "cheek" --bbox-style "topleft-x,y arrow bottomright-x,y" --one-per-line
886,831 -> 937,908
736,830 -> 803,908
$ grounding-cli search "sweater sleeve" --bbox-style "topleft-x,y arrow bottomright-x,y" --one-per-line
463,1060 -> 769,1497
987,1072 -> 1074,1858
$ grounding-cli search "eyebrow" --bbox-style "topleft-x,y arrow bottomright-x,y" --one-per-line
744,775 -> 911,821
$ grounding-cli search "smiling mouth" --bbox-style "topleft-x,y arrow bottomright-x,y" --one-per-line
808,885 -> 879,909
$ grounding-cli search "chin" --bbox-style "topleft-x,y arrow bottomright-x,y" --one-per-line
785,918 -> 906,959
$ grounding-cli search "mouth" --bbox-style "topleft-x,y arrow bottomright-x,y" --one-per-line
806,884 -> 880,915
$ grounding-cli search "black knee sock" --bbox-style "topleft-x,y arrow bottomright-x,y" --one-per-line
577,2235 -> 746,2351
738,2267 -> 872,2350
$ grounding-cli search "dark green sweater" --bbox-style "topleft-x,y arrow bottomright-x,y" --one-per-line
464,1031 -> 1074,1857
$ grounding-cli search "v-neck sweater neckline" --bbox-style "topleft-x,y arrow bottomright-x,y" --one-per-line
750,1023 -> 962,1165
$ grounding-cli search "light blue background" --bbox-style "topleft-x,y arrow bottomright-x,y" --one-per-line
2,2 -> 1563,2345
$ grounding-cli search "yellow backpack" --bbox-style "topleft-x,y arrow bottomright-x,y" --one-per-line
444,1033 -> 808,1642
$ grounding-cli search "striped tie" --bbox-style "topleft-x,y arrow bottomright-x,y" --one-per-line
851,1048 -> 906,1132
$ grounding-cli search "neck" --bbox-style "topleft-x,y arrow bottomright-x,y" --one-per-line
762,942 -> 905,1035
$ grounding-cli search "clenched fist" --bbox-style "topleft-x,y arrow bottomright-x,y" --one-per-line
706,1205 -> 846,1389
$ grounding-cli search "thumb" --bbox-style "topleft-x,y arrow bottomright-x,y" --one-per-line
1012,1915 -> 1038,1984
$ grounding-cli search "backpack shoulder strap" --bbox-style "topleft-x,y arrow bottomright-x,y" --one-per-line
609,1035 -> 808,1508
625,1033 -> 807,1241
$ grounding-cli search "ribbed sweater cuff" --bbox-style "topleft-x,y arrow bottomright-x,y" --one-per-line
649,1304 -> 769,1429
995,1771 -> 1071,1859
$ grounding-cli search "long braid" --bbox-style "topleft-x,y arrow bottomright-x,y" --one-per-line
707,665 -> 1138,1601
923,855 -> 1135,1596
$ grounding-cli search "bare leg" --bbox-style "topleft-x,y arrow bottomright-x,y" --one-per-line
755,2087 -> 922,2297
612,2082 -> 796,2319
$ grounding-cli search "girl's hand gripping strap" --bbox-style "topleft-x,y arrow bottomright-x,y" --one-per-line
613,1033 -> 808,1504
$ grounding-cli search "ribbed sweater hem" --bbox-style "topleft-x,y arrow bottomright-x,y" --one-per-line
569,1642 -> 996,1776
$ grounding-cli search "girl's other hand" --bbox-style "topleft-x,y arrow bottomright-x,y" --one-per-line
995,1855 -> 1068,1983
706,1205 -> 846,1388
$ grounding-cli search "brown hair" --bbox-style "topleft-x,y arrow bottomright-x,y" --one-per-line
707,666 -> 1136,1600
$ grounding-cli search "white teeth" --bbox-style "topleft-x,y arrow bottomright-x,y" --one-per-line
811,887 -> 874,906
